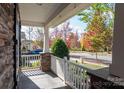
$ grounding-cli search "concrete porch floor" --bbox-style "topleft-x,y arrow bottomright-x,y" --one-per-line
18,69 -> 71,89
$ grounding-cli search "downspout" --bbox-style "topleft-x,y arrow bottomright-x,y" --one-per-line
13,3 -> 17,89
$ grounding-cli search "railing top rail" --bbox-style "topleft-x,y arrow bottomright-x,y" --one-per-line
21,54 -> 40,57
51,55 -> 65,60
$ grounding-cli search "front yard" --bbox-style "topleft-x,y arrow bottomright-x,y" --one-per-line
73,60 -> 108,70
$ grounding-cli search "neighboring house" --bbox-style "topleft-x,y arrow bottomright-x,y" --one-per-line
21,40 -> 32,52
21,33 -> 41,53
21,32 -> 30,52
21,29 -> 43,53
21,39 -> 41,52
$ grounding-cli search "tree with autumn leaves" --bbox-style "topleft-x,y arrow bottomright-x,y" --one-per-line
79,3 -> 114,53
49,21 -> 80,50
79,3 -> 114,61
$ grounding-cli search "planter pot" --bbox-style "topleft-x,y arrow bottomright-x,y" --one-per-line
40,53 -> 51,72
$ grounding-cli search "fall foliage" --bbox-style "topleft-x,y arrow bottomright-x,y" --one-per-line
79,3 -> 114,52
49,21 -> 80,49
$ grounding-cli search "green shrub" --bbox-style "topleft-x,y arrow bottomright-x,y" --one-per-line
51,39 -> 69,59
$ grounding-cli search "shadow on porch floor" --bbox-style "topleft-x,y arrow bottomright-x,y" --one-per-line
18,69 -> 71,89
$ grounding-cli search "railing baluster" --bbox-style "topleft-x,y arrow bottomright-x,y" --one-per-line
73,65 -> 75,87
79,68 -> 82,89
21,56 -> 24,67
36,56 -> 38,67
26,56 -> 28,67
25,56 -> 27,67
71,64 -> 73,87
70,64 -> 72,86
67,63 -> 69,83
29,55 -> 30,67
28,56 -> 29,67
23,56 -> 25,67
35,55 -> 37,67
37,56 -> 38,66
27,55 -> 28,67
72,65 -> 74,87
28,55 -> 29,67
80,69 -> 82,89
77,67 -> 80,89
33,55 -> 35,68
65,61 -> 68,83
74,66 -> 77,88
39,55 -> 41,67
69,63 -> 71,85
74,65 -> 76,88
86,75 -> 89,89
83,70 -> 86,89
28,56 -> 30,67
25,55 -> 27,67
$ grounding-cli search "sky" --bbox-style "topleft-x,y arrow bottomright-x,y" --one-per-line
49,15 -> 88,38
68,15 -> 87,35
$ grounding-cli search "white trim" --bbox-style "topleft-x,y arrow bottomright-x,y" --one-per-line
21,20 -> 44,27
46,3 -> 91,27
43,26 -> 49,52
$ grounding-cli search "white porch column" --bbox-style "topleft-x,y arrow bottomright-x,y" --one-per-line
43,26 -> 49,53
110,4 -> 124,78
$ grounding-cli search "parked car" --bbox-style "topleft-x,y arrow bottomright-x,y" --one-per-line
21,49 -> 43,55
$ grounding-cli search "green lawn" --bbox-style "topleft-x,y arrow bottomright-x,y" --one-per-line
74,61 -> 108,70
81,63 -> 106,70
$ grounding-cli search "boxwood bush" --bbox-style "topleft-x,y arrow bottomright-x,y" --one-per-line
51,39 -> 69,59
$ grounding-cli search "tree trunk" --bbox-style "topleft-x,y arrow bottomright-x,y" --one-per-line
107,47 -> 109,53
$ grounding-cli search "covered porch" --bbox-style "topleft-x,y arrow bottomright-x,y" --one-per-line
19,3 -> 91,89
18,3 -> 124,89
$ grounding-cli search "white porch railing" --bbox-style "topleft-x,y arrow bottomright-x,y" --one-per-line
21,54 -> 41,69
51,55 -> 90,89
65,61 -> 90,89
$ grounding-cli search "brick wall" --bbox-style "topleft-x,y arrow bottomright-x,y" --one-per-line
0,4 -> 15,88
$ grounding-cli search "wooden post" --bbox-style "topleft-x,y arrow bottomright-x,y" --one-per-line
43,26 -> 49,53
110,3 -> 124,78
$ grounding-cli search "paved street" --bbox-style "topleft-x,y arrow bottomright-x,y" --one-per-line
69,52 -> 112,64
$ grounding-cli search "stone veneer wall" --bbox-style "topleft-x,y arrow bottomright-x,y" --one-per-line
40,53 -> 51,72
0,4 -> 15,88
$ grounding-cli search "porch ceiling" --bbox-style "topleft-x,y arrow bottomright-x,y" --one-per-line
19,3 -> 69,26
19,3 -> 91,27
